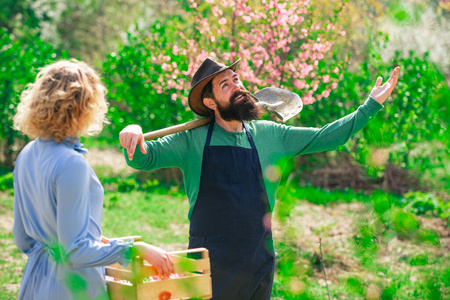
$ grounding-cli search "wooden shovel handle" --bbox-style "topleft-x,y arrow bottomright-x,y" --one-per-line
143,117 -> 213,140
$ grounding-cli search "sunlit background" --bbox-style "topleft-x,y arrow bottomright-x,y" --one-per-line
1,0 -> 449,299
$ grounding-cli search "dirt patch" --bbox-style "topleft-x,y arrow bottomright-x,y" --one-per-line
273,201 -> 450,285
0,215 -> 13,232
85,148 -> 132,175
273,202 -> 365,282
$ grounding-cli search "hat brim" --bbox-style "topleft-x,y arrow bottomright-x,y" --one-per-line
188,59 -> 241,117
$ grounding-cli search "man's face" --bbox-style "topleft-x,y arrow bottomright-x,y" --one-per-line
210,69 -> 261,121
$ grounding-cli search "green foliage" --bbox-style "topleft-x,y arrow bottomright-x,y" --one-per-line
0,29 -> 68,168
102,20 -> 193,138
345,276 -> 366,295
299,32 -> 450,190
0,172 -> 13,192
0,0 -> 41,37
273,244 -> 315,299
409,253 -> 429,266
392,209 -> 420,238
401,191 -> 450,221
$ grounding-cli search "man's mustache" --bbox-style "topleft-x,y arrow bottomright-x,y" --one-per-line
230,90 -> 252,103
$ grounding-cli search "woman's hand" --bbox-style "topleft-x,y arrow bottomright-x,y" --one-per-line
133,242 -> 174,279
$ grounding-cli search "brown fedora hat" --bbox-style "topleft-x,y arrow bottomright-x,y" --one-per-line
188,57 -> 241,117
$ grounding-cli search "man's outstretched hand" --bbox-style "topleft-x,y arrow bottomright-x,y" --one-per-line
119,125 -> 147,161
370,67 -> 400,104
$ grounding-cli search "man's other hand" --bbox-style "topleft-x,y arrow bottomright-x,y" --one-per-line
119,125 -> 147,161
370,67 -> 400,104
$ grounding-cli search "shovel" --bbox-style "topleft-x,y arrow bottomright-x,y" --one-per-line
143,87 -> 303,140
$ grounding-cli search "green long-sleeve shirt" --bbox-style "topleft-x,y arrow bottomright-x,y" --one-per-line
125,97 -> 383,219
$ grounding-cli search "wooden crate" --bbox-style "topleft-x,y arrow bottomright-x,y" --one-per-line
106,247 -> 212,300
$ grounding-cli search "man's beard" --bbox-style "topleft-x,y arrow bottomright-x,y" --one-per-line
214,90 -> 261,122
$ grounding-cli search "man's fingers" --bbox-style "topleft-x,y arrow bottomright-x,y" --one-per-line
388,68 -> 399,91
139,138 -> 147,155
127,135 -> 139,160
375,77 -> 383,87
389,67 -> 399,84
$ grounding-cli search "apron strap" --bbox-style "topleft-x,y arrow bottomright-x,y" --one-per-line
205,117 -> 215,148
243,122 -> 256,150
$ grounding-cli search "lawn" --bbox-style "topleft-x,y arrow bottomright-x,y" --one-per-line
0,149 -> 449,299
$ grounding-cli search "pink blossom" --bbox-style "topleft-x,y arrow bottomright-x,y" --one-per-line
242,16 -> 252,23
172,45 -> 179,56
294,79 -> 306,89
212,6 -> 223,16
302,94 -> 315,105
144,0 -> 339,110
321,89 -> 331,98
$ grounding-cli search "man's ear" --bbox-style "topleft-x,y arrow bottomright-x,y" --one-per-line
203,97 -> 216,111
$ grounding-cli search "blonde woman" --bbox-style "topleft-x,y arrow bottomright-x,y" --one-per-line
12,60 -> 173,300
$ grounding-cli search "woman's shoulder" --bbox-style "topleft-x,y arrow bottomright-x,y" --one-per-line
35,138 -> 89,167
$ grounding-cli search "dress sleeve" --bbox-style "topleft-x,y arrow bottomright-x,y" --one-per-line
12,178 -> 36,255
55,155 -> 132,268
281,97 -> 383,156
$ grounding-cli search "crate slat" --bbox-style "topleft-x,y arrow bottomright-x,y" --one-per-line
106,247 -> 212,300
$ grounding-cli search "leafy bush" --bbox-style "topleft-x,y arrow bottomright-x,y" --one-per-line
296,32 -> 450,192
402,191 -> 450,222
0,29 -> 68,168
0,172 -> 13,191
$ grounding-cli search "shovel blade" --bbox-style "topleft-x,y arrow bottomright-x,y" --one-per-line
252,87 -> 303,122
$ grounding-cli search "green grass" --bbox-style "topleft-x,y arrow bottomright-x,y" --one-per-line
1,182 -> 449,299
0,192 -> 26,299
101,190 -> 190,248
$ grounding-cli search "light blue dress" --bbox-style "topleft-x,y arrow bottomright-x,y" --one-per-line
13,138 -> 133,300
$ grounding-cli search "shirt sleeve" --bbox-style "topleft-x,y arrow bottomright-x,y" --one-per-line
280,97 -> 383,156
55,155 -> 132,268
124,130 -> 191,171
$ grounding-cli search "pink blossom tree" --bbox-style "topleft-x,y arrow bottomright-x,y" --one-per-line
149,0 -> 345,114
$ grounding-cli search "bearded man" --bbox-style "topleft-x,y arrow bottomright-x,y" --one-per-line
119,57 -> 399,300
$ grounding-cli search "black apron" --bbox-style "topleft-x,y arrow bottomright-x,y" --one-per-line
189,119 -> 275,300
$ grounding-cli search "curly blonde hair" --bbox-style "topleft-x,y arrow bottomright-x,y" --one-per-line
14,59 -> 108,142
